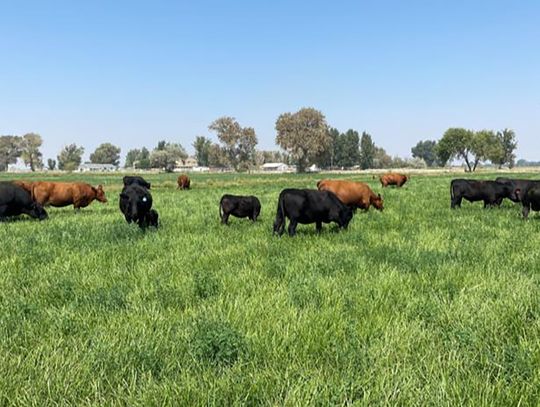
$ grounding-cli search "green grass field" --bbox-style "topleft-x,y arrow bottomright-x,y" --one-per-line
1,171 -> 540,405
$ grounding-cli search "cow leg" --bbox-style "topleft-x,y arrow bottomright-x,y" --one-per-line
273,218 -> 285,236
316,221 -> 322,233
221,213 -> 230,225
522,205 -> 530,219
288,220 -> 297,237
451,197 -> 461,209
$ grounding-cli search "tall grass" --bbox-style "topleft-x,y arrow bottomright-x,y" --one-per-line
1,172 -> 539,405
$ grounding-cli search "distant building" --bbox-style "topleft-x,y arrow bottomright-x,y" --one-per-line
261,162 -> 290,172
78,163 -> 117,172
175,156 -> 198,171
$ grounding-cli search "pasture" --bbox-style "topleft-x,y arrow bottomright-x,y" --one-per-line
1,171 -> 540,405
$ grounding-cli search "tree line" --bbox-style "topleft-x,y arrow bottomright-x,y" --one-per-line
0,108 -> 518,172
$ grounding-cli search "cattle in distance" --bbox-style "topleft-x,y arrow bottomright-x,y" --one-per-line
219,194 -> 261,225
273,189 -> 353,236
0,182 -> 48,221
177,175 -> 190,190
450,179 -> 513,209
317,179 -> 383,211
380,173 -> 408,188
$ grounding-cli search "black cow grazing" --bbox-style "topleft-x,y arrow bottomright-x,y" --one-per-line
123,176 -> 151,189
450,179 -> 513,209
119,184 -> 157,228
273,189 -> 353,236
495,177 -> 540,203
219,194 -> 261,225
0,182 -> 48,220
519,186 -> 540,219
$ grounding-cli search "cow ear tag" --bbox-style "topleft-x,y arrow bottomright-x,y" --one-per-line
142,197 -> 147,202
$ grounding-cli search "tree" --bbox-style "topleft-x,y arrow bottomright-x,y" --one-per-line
411,140 -> 438,167
489,129 -> 517,168
275,107 -> 330,173
125,147 -> 150,169
359,132 -> 376,170
57,144 -> 85,171
20,133 -> 43,171
90,143 -> 121,166
208,117 -> 258,171
373,146 -> 393,168
193,136 -> 212,166
47,159 -> 56,171
436,128 -> 475,171
150,142 -> 187,171
208,143 -> 227,167
335,129 -> 360,168
470,130 -> 497,171
0,135 -> 22,171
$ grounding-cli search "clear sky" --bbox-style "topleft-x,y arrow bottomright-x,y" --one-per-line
1,0 -> 539,163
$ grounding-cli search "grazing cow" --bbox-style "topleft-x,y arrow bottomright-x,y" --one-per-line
317,179 -> 383,211
495,177 -> 540,203
518,186 -> 540,219
177,174 -> 190,190
0,182 -> 48,220
450,179 -> 513,209
273,189 -> 353,236
31,182 -> 107,209
123,176 -> 151,189
219,194 -> 261,224
380,173 -> 408,188
119,184 -> 157,228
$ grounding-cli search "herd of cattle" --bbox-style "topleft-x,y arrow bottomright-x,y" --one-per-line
1,172 -> 540,235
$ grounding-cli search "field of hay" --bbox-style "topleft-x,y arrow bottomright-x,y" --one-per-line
1,171 -> 540,405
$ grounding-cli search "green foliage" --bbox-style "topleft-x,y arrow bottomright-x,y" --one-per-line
20,133 -> 43,171
90,143 -> 121,166
322,128 -> 360,168
193,136 -> 212,166
209,117 -> 258,171
437,128 -> 475,171
411,140 -> 438,167
125,147 -> 150,169
57,143 -> 84,171
359,132 -> 375,169
47,158 -> 56,170
491,129 -> 518,168
0,135 -> 22,171
275,107 -> 330,172
190,319 -> 246,367
150,141 -> 187,171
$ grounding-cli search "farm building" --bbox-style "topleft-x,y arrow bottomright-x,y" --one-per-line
261,162 -> 291,172
78,163 -> 117,172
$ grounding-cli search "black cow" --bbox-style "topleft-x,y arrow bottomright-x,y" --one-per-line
119,184 -> 157,228
450,179 -> 513,209
495,177 -> 540,203
123,176 -> 151,189
219,194 -> 261,224
273,189 -> 353,236
519,186 -> 540,219
0,182 -> 48,220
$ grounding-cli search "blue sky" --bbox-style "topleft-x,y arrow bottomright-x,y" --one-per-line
1,0 -> 539,162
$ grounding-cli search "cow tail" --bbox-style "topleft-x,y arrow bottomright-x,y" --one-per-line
316,180 -> 322,189
274,193 -> 285,233
450,180 -> 455,200
219,197 -> 224,219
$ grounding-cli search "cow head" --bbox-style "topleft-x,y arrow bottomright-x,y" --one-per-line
371,193 -> 384,211
95,185 -> 108,203
30,202 -> 48,220
514,188 -> 521,201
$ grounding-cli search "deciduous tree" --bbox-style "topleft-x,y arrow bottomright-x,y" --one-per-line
411,140 -> 438,167
275,107 -> 329,173
359,132 -> 376,170
20,133 -> 43,171
57,144 -> 85,171
0,135 -> 22,171
90,143 -> 121,166
193,136 -> 212,167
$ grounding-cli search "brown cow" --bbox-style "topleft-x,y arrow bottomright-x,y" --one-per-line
379,173 -> 408,188
177,174 -> 190,190
12,180 -> 34,193
31,182 -> 107,209
317,179 -> 383,211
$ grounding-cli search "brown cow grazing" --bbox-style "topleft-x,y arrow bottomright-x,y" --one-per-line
379,173 -> 408,188
177,174 -> 190,190
317,179 -> 383,211
31,182 -> 107,209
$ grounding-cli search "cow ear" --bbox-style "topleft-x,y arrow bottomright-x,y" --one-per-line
120,193 -> 128,199
97,185 -> 103,191
515,188 -> 521,198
